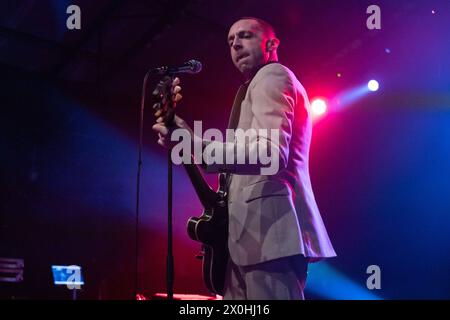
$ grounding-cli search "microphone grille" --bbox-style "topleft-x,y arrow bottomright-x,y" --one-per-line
188,59 -> 202,74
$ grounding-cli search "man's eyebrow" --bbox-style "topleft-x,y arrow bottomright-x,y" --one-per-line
228,30 -> 253,41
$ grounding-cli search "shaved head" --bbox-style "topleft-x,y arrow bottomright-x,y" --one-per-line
238,17 -> 277,38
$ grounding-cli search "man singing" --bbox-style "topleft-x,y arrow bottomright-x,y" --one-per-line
153,17 -> 336,300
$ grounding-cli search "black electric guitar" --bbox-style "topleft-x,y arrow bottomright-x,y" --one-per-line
152,76 -> 228,295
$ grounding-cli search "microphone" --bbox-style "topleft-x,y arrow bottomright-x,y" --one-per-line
149,59 -> 202,75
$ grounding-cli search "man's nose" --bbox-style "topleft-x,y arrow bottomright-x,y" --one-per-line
232,38 -> 242,51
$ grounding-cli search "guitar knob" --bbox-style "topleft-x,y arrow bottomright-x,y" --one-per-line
195,252 -> 204,260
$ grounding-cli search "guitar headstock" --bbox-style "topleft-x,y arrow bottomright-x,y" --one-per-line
152,76 -> 182,126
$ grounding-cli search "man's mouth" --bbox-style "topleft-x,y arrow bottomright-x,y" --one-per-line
236,53 -> 249,63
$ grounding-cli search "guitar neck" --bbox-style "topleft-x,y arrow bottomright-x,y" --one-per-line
183,157 -> 217,209
152,80 -> 216,209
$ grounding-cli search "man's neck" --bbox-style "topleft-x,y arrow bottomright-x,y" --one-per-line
243,59 -> 279,82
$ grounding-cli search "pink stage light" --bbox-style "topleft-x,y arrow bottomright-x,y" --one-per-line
311,98 -> 328,117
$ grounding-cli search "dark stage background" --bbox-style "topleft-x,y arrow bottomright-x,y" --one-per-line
0,0 -> 449,299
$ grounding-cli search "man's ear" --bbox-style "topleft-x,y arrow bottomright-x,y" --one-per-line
266,38 -> 280,52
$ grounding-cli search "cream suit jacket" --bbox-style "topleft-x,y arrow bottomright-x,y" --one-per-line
203,62 -> 336,266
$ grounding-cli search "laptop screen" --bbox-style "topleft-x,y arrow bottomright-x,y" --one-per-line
51,265 -> 84,286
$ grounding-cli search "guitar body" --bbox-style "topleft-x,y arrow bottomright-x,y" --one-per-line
187,201 -> 229,295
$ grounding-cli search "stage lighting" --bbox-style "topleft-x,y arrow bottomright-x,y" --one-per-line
311,98 -> 327,116
368,80 -> 379,92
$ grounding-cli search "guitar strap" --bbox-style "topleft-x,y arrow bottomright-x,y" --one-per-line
227,82 -> 249,131
223,82 -> 249,191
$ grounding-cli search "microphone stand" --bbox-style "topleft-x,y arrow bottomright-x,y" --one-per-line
167,148 -> 174,300
161,63 -> 201,300
137,69 -> 175,301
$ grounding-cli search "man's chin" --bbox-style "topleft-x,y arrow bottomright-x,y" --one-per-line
238,64 -> 253,76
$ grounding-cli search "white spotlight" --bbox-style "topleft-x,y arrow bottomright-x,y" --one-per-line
311,98 -> 327,116
368,80 -> 379,92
